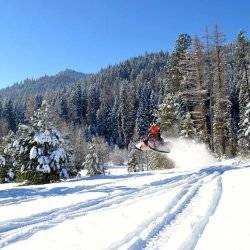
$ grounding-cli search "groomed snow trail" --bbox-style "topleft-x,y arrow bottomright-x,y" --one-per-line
0,163 -> 249,250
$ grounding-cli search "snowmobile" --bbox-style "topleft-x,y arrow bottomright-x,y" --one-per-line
135,136 -> 170,153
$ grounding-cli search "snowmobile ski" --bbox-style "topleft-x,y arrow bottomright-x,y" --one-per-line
148,144 -> 170,153
134,141 -> 170,153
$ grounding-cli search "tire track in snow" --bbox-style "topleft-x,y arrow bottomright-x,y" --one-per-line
132,174 -> 222,250
110,172 -> 219,250
0,172 -> 203,249
0,172 -> 154,206
141,165 -> 250,250
179,176 -> 223,250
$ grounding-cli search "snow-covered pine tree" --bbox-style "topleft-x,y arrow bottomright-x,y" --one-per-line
0,155 -> 14,183
25,95 -> 37,123
238,74 -> 250,141
181,112 -> 196,139
190,36 -> 209,144
0,121 -> 8,139
83,145 -> 104,176
59,95 -> 69,122
4,100 -> 17,132
149,90 -> 158,122
211,25 -> 235,157
0,138 -> 15,183
109,97 -> 123,146
0,155 -> 6,182
178,49 -> 195,119
203,26 -> 215,150
237,31 -> 250,155
136,83 -> 152,138
71,84 -> 87,125
5,101 -> 75,184
119,82 -> 136,148
96,93 -> 112,142
86,85 -> 100,133
238,102 -> 250,154
236,30 -> 249,98
156,94 -> 178,136
167,33 -> 192,94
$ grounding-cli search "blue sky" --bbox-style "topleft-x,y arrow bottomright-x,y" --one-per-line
0,0 -> 249,88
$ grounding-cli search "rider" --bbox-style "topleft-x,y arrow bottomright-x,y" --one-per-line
143,122 -> 163,146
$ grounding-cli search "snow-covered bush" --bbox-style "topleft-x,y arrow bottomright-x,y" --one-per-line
109,147 -> 128,165
82,145 -> 105,176
5,101 -> 76,185
91,137 -> 110,165
148,152 -> 175,170
69,127 -> 88,171
127,149 -> 140,172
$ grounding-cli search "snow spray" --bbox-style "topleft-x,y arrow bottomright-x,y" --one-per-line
165,138 -> 216,170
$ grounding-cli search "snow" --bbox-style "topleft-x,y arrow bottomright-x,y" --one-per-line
195,166 -> 250,250
29,146 -> 37,159
0,156 -> 5,166
7,169 -> 15,180
50,148 -> 66,163
0,161 -> 250,250
36,162 -> 50,173
34,131 -> 54,145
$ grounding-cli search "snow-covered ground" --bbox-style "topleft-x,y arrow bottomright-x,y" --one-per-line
0,161 -> 250,250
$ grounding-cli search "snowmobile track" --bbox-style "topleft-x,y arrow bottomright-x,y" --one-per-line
0,172 -> 204,248
143,175 -> 223,250
111,172 -> 220,250
1,165 -> 246,249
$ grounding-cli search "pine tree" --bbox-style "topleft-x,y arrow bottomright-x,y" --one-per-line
83,145 -> 104,176
119,83 -> 136,148
239,101 -> 250,154
136,83 -> 152,138
96,94 -> 112,141
181,112 -> 196,139
4,100 -> 17,132
211,25 -> 234,157
190,36 -> 209,143
156,94 -> 178,136
59,96 -> 69,121
71,84 -> 87,125
4,101 -> 75,184
87,85 -> 100,126
167,33 -> 192,94
109,97 -> 122,146
25,95 -> 37,123
236,30 -> 249,97
237,31 -> 250,154
0,139 -> 14,183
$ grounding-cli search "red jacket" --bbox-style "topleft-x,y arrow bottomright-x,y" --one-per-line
150,124 -> 160,135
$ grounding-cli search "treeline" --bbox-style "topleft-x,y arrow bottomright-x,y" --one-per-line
0,69 -> 90,103
0,26 -> 250,159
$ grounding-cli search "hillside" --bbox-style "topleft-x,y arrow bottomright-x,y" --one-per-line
0,69 -> 90,101
0,30 -> 249,159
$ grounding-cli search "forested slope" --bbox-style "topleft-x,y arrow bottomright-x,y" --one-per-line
0,27 -> 249,158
